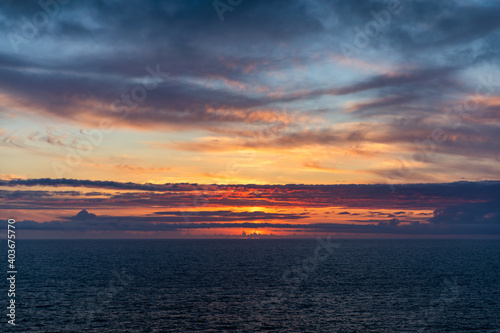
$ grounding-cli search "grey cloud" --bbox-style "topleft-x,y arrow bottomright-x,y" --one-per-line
429,200 -> 500,225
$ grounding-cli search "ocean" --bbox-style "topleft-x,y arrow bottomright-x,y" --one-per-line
2,239 -> 500,332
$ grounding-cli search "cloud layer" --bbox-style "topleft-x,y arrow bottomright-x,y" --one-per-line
1,178 -> 499,237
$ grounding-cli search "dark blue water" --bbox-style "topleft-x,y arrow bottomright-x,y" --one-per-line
1,239 -> 500,332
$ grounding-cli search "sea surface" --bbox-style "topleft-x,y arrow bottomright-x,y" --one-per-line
1,239 -> 500,332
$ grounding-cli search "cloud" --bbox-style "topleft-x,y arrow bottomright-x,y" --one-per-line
302,161 -> 337,172
0,1 -> 500,238
5,215 -> 499,236
377,218 -> 400,227
1,179 -> 499,211
0,0 -> 499,184
0,179 -> 499,236
115,165 -> 173,173
429,200 -> 500,225
71,209 -> 96,220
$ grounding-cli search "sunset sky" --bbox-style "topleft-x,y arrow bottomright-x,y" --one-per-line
0,0 -> 499,238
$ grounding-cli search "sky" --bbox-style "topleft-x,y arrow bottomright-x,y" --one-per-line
0,0 -> 499,238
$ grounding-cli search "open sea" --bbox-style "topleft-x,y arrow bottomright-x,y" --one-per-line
1,239 -> 500,332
